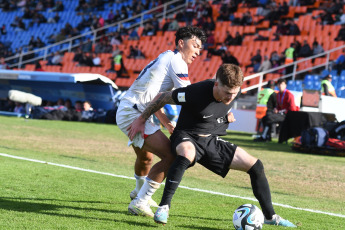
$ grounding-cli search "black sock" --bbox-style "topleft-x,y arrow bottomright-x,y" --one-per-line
159,155 -> 191,208
247,159 -> 275,219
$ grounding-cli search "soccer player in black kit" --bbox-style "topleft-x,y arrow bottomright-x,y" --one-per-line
127,64 -> 296,227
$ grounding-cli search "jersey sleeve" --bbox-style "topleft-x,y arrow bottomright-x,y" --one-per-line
171,84 -> 198,106
168,54 -> 191,89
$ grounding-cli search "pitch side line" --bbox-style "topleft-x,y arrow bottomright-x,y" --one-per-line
1,152 -> 344,219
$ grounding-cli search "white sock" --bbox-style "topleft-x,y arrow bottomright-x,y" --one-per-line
137,177 -> 160,203
134,174 -> 146,194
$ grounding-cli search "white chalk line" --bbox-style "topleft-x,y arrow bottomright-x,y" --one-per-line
1,152 -> 344,219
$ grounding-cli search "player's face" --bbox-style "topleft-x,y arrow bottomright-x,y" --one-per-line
178,36 -> 203,64
215,82 -> 240,105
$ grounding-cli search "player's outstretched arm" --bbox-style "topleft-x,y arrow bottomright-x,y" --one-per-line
155,108 -> 175,134
127,91 -> 176,140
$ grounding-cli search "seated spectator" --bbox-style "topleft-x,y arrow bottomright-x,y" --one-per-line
335,9 -> 345,25
254,79 -> 299,142
286,19 -> 300,35
203,31 -> 215,50
0,57 -> 9,69
232,32 -> 243,46
312,41 -> 324,56
127,45 -> 145,59
0,24 -> 6,35
34,61 -> 44,71
298,40 -> 312,57
258,56 -> 272,72
47,12 -> 60,23
128,28 -> 140,40
245,49 -> 262,72
240,11 -> 253,26
81,101 -> 96,121
335,24 -> 345,41
92,53 -> 102,67
81,38 -> 92,53
168,17 -> 179,31
36,37 -> 45,48
221,51 -> 239,66
332,49 -> 345,74
207,42 -> 227,56
224,31 -> 234,46
73,48 -> 83,62
47,51 -> 63,66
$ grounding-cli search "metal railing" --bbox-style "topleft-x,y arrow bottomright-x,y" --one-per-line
241,43 -> 345,94
5,0 -> 187,68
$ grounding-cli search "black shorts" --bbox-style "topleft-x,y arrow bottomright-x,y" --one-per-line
170,130 -> 237,178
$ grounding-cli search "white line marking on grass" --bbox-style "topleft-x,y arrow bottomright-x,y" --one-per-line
1,152 -> 345,219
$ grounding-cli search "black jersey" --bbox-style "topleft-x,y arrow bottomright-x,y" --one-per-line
172,79 -> 240,136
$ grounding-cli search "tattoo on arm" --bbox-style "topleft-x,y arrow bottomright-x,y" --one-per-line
141,91 -> 175,120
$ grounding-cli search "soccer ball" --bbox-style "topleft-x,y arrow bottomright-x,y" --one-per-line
233,204 -> 264,230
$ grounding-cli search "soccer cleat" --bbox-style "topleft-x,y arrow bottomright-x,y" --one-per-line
264,214 -> 297,227
128,198 -> 154,217
130,189 -> 158,207
154,205 -> 169,225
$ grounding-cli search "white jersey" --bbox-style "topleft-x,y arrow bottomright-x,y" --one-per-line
119,50 -> 190,112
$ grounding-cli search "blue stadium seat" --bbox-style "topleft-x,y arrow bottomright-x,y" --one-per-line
295,80 -> 303,92
287,80 -> 295,91
321,69 -> 329,77
313,81 -> 321,90
303,75 -> 314,85
304,81 -> 314,90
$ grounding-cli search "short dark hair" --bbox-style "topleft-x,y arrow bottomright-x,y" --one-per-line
216,64 -> 243,88
175,26 -> 207,46
277,78 -> 286,84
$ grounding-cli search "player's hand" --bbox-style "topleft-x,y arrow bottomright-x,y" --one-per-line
127,116 -> 146,140
273,108 -> 278,114
227,112 -> 236,123
165,122 -> 175,134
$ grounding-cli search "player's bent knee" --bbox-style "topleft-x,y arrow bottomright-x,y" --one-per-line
247,159 -> 265,176
176,142 -> 196,162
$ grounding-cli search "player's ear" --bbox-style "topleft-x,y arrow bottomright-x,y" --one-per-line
178,39 -> 184,49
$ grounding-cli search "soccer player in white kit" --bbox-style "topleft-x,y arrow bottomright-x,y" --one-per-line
116,26 -> 206,217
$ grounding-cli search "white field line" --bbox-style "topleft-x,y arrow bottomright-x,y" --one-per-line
1,152 -> 345,219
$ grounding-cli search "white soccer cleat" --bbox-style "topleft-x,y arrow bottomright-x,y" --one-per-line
154,204 -> 169,225
264,214 -> 297,227
128,198 -> 154,217
130,189 -> 158,208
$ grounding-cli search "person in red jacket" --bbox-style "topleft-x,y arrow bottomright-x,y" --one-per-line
255,78 -> 299,142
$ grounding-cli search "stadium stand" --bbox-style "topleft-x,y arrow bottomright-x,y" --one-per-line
1,0 -> 345,98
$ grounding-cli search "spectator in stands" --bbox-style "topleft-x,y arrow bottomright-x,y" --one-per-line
185,2 -> 194,26
114,50 -> 125,78
298,40 -> 312,57
168,17 -> 179,31
48,51 -> 63,66
321,75 -> 337,97
278,2 -> 289,16
106,9 -> 115,24
335,24 -> 345,41
81,100 -> 95,122
34,61 -> 44,71
110,32 -> 122,45
73,48 -> 83,63
207,42 -> 227,57
128,28 -> 140,40
28,36 -> 37,49
312,40 -> 324,56
0,24 -> 6,35
332,49 -> 345,74
284,43 -> 297,76
47,12 -> 60,23
255,78 -> 299,142
224,31 -> 234,46
232,32 -> 243,46
221,51 -> 239,66
92,53 -> 102,67
142,22 -> 155,36
240,11 -> 253,26
286,19 -> 300,35
334,9 -> 345,25
0,57 -> 9,69
258,56 -> 272,72
51,1 -> 64,12
203,31 -> 215,50
112,45 -> 121,58
81,38 -> 92,53
245,49 -> 262,72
